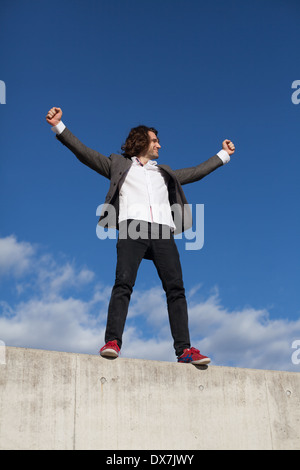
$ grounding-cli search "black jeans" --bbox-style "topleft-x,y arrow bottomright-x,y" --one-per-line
105,220 -> 191,357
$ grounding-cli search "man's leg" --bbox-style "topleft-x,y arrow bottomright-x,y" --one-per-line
104,235 -> 149,349
150,233 -> 191,357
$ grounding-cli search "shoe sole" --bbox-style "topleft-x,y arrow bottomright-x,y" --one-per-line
191,357 -> 211,365
100,348 -> 119,358
178,357 -> 211,365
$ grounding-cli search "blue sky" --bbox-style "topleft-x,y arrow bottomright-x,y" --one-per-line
1,0 -> 300,371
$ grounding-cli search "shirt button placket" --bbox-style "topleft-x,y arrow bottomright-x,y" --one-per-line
145,167 -> 154,223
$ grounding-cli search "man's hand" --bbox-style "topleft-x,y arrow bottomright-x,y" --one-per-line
46,107 -> 63,126
222,139 -> 235,156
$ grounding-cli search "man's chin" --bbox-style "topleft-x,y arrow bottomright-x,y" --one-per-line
148,151 -> 159,161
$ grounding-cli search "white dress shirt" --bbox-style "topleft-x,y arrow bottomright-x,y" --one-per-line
118,156 -> 176,229
52,122 -> 230,230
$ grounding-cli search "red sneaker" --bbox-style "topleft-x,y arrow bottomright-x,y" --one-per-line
100,340 -> 120,358
178,347 -> 211,365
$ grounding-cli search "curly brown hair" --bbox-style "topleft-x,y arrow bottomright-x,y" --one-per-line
121,125 -> 158,159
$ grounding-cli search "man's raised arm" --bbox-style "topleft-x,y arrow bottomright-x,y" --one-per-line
46,107 -> 111,179
174,139 -> 236,185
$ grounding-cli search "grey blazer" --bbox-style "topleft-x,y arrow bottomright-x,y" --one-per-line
56,127 -> 224,235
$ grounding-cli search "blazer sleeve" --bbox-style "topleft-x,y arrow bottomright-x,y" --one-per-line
173,155 -> 223,186
56,127 -> 111,179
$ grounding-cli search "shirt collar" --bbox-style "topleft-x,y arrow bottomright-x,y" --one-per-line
131,156 -> 158,167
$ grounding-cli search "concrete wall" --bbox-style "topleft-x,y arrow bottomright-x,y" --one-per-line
0,347 -> 299,450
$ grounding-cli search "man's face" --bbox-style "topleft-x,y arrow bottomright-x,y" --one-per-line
146,131 -> 161,160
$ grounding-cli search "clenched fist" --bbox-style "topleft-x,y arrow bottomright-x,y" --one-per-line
46,107 -> 63,126
222,139 -> 236,156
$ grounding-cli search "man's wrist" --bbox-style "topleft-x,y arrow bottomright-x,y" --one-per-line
51,121 -> 66,135
217,149 -> 230,164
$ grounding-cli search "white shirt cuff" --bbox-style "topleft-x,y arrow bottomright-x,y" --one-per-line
217,149 -> 230,164
51,121 -> 66,135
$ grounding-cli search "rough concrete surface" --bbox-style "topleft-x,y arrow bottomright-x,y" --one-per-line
0,347 -> 299,450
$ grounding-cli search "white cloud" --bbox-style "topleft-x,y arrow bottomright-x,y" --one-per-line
0,235 -> 103,354
36,260 -> 95,296
0,296 -> 104,354
0,235 -> 36,277
125,287 -> 300,371
0,235 -> 299,372
186,291 -> 300,371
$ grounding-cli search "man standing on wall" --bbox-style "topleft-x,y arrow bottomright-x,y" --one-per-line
46,106 -> 236,365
